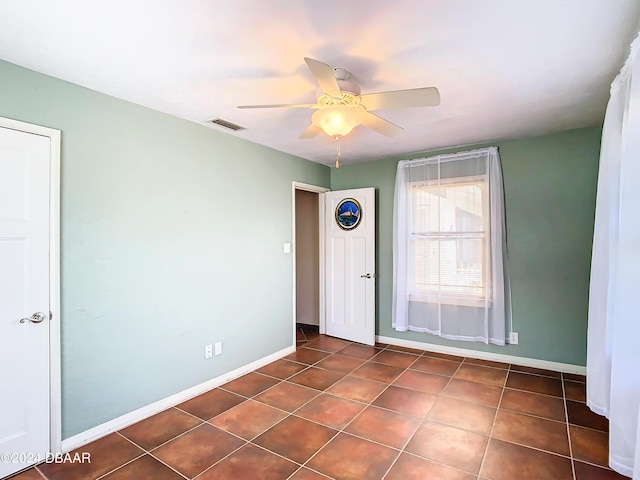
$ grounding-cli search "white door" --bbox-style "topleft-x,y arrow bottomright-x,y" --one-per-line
0,126 -> 51,477
325,188 -> 375,345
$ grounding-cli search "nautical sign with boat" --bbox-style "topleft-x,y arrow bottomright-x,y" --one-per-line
335,198 -> 362,230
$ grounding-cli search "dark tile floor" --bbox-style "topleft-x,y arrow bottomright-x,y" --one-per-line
9,325 -> 624,480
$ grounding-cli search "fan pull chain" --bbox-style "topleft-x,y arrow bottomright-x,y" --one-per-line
335,136 -> 341,169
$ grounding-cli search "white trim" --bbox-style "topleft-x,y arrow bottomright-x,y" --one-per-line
318,192 -> 326,335
61,345 -> 295,453
376,335 -> 586,375
0,116 -> 62,454
291,181 -> 330,344
292,181 -> 330,193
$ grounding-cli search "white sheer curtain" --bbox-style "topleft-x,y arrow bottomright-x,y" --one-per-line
587,32 -> 640,478
392,147 -> 512,345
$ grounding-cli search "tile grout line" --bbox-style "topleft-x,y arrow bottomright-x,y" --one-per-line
119,419 -> 203,454
379,370 -> 442,480
223,367 -> 317,399
116,431 -> 192,480
172,405 -> 216,423
476,363 -> 509,479
573,458 -> 620,471
92,434 -> 148,480
246,384 -> 323,418
379,449 -> 404,479
500,385 -> 565,400
285,465 -> 332,480
141,453 -> 191,480
257,357 -> 313,376
148,409 -> 215,448
250,441 -> 331,480
277,419 -> 341,476
462,358 -> 513,373
400,449 -> 483,476
562,372 -> 578,480
190,440 -> 249,479
33,466 -> 49,480
297,325 -> 308,344
479,436 -> 576,460
298,354 -> 371,378
509,369 -> 565,380
264,384 -> 323,419
563,422 -> 611,435
498,405 -> 571,425
437,355 -> 465,392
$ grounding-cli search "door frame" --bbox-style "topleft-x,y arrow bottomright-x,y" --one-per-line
1,116 -> 62,454
291,182 -> 329,345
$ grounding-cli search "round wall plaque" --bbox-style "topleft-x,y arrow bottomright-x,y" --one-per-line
335,198 -> 362,230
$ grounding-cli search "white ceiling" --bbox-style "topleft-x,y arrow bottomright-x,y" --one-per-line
1,1 -> 639,166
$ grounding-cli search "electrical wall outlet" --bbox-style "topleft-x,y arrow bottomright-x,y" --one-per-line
204,344 -> 213,359
214,341 -> 222,356
510,332 -> 519,345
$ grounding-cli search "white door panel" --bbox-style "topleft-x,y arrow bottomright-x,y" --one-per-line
325,188 -> 375,345
0,126 -> 51,477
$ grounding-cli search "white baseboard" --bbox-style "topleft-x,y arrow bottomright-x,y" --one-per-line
377,335 -> 586,375
61,345 -> 296,453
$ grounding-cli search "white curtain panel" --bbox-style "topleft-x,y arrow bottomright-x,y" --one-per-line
392,147 -> 512,345
587,32 -> 640,478
586,56 -> 627,419
636,407 -> 640,480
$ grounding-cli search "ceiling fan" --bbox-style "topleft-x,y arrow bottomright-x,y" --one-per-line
237,57 -> 440,139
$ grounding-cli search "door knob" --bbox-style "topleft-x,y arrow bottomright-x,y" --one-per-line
360,273 -> 372,279
20,312 -> 46,324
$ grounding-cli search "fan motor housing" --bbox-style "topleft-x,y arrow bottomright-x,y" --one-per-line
337,78 -> 360,96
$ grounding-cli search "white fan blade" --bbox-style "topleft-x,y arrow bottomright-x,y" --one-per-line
360,87 -> 440,110
238,103 -> 317,109
360,111 -> 403,137
304,57 -> 341,98
299,124 -> 321,139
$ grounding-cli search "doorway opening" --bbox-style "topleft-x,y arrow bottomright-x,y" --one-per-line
292,182 -> 328,348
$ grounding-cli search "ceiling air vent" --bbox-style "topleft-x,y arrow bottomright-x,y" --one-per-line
207,118 -> 246,131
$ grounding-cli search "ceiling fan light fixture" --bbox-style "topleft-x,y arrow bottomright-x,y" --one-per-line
312,106 -> 361,137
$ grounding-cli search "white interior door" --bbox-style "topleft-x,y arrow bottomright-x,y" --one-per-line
0,126 -> 51,477
324,187 -> 375,345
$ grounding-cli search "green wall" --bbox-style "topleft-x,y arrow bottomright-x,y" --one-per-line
331,128 -> 601,366
0,59 -> 330,438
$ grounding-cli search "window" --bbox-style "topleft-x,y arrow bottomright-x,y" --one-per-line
409,177 -> 487,305
392,147 -> 512,345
